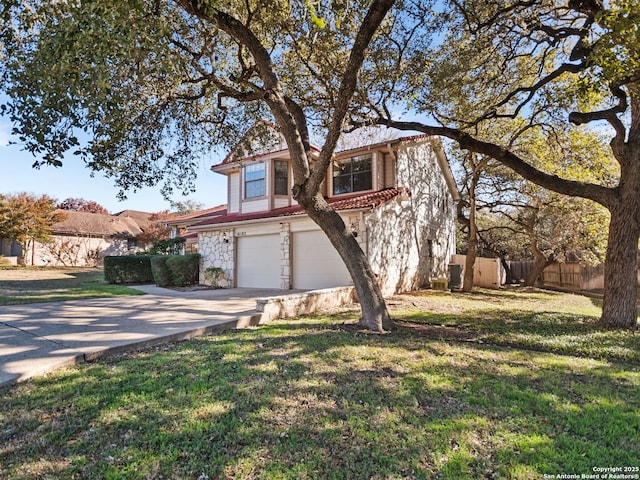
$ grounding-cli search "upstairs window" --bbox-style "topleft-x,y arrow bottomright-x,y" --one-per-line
333,154 -> 372,195
274,160 -> 289,196
245,163 -> 265,198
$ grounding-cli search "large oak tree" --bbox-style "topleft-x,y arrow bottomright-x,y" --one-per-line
362,0 -> 639,329
0,0 -> 395,331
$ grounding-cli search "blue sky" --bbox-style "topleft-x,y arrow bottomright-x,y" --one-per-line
0,117 -> 228,214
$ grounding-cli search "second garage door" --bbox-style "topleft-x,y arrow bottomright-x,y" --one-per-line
237,234 -> 281,288
293,230 -> 352,289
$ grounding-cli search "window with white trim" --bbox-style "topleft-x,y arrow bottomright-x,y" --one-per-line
244,163 -> 265,198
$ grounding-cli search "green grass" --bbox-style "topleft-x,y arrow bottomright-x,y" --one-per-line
0,268 -> 144,305
391,288 -> 640,363
1,289 -> 639,479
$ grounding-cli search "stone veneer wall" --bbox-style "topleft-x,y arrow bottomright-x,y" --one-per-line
198,229 -> 235,286
366,141 -> 457,296
280,223 -> 291,289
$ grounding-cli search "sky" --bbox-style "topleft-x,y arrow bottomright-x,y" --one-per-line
0,116 -> 229,214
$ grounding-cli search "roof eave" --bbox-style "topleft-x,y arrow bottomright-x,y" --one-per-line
187,206 -> 374,232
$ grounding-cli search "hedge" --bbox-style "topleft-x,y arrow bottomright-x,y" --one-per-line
104,256 -> 153,284
105,254 -> 201,287
150,256 -> 172,287
166,254 -> 201,286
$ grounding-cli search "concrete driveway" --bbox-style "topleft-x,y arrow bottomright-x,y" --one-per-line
0,285 -> 285,388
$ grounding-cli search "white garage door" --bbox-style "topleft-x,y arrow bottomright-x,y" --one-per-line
293,231 -> 352,289
237,234 -> 281,288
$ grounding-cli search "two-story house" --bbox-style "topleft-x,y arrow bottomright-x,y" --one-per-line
187,130 -> 460,296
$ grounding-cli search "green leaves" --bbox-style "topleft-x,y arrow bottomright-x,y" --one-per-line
593,0 -> 640,84
304,0 -> 326,29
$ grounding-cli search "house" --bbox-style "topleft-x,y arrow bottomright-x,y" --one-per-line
185,132 -> 460,296
5,210 -> 154,266
167,205 -> 228,253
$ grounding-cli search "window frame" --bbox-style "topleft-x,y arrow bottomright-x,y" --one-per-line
244,162 -> 266,199
273,160 -> 289,196
332,154 -> 373,196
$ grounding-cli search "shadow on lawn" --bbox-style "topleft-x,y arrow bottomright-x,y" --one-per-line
399,308 -> 640,364
0,270 -> 103,290
409,287 -> 568,303
1,320 -> 639,479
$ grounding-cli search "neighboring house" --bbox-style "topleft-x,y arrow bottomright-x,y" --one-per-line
4,210 -> 154,266
167,205 -> 228,252
186,132 -> 460,296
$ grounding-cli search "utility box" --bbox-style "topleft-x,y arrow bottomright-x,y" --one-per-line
432,278 -> 449,290
449,264 -> 463,291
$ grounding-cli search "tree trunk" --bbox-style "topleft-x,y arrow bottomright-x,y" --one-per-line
500,256 -> 513,285
600,205 -> 640,329
524,227 -> 551,287
463,158 -> 480,292
524,258 -> 548,287
302,194 -> 394,332
463,197 -> 477,293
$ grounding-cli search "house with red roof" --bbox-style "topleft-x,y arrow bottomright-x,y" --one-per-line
181,131 -> 460,295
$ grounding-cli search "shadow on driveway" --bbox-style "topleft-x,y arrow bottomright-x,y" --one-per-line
0,287 -> 286,387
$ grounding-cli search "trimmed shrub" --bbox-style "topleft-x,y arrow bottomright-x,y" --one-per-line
204,266 -> 226,288
150,256 -> 172,287
104,256 -> 153,284
150,238 -> 185,255
166,254 -> 201,286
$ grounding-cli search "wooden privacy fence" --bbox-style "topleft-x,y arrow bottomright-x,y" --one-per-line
450,254 -> 503,289
448,257 -> 622,291
543,262 -> 606,291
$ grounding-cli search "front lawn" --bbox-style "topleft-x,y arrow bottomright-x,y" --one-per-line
0,268 -> 144,305
391,288 -> 640,363
1,288 -> 638,479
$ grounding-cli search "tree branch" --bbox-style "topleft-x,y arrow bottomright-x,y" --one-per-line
377,118 -> 616,208
569,85 -> 628,146
308,0 -> 395,193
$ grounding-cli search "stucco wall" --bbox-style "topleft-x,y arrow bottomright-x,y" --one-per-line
367,142 -> 457,296
32,235 -> 129,267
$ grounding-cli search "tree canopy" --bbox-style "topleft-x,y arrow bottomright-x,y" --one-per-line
0,0 -> 397,330
58,198 -> 110,215
0,192 -> 65,264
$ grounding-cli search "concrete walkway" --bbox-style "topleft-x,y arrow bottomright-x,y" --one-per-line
0,286 -> 285,388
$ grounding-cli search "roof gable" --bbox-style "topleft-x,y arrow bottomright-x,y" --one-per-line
218,121 -> 288,166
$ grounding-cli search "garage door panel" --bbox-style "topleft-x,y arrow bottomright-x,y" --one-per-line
237,235 -> 280,288
293,231 -> 352,289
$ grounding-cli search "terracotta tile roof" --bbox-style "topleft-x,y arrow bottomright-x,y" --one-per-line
52,210 -> 143,237
168,204 -> 227,223
189,188 -> 408,229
